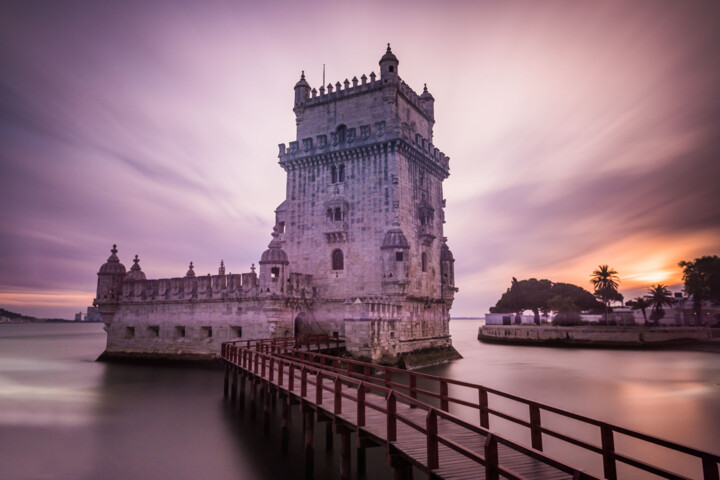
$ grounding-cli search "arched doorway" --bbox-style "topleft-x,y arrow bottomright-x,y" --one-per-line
294,312 -> 312,337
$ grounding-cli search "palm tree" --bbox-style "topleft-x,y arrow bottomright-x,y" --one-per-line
590,265 -> 620,325
646,284 -> 676,325
628,296 -> 651,326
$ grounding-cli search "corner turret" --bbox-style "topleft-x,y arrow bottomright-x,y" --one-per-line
126,255 -> 146,281
259,228 -> 290,294
294,71 -> 311,117
379,43 -> 399,82
94,244 -> 126,323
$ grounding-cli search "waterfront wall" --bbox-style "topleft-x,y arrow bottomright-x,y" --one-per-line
478,325 -> 712,347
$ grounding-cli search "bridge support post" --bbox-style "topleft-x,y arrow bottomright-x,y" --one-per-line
388,447 -> 413,480
325,421 -> 334,452
239,370 -> 246,408
303,406 -> 315,478
230,366 -> 238,404
338,426 -> 352,480
281,395 -> 290,450
223,363 -> 229,398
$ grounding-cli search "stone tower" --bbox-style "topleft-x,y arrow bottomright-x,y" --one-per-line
277,45 -> 458,361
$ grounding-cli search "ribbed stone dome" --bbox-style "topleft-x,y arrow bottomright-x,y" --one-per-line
99,244 -> 126,275
381,228 -> 409,249
260,246 -> 289,264
379,44 -> 399,65
260,229 -> 289,265
126,255 -> 146,281
294,71 -> 310,89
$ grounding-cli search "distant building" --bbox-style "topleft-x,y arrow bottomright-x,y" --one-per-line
93,46 -> 458,364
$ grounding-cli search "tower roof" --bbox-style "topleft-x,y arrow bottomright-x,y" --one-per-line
99,244 -> 126,275
185,261 -> 195,277
126,254 -> 146,281
294,71 -> 310,89
381,228 -> 410,249
379,43 -> 399,65
260,229 -> 289,265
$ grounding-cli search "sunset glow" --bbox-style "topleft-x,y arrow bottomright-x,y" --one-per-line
1,1 -> 719,318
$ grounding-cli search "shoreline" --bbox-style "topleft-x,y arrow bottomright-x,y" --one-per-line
478,325 -> 720,352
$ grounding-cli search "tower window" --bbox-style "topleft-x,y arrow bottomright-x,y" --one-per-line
336,124 -> 347,144
277,222 -> 285,233
148,326 -> 159,338
338,164 -> 345,182
396,252 -> 404,261
201,326 -> 213,338
175,326 -> 186,338
231,326 -> 242,338
331,165 -> 338,183
125,327 -> 135,339
332,249 -> 344,270
334,207 -> 342,221
422,252 -> 428,272
389,66 -> 394,73
326,208 -> 334,221
271,267 -> 280,279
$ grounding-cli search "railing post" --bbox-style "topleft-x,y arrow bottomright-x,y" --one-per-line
479,387 -> 489,429
440,380 -> 449,412
316,371 -> 323,405
261,354 -> 266,378
301,367 -> 307,397
253,352 -> 259,375
410,375 -> 417,408
702,455 -> 720,480
269,357 -> 275,382
529,404 -> 543,451
384,369 -> 392,389
289,364 -> 295,392
334,377 -> 342,414
484,434 -> 499,480
357,383 -> 366,427
426,409 -> 439,470
278,359 -> 284,387
387,391 -> 397,442
601,423 -> 617,480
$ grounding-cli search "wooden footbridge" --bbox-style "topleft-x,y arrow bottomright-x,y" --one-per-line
221,335 -> 720,480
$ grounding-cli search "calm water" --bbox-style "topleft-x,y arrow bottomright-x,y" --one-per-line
0,321 -> 718,479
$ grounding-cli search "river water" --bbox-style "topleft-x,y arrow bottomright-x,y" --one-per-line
0,321 -> 717,479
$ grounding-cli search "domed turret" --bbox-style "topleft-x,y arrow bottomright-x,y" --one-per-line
381,228 -> 410,250
379,43 -> 399,81
95,244 -> 127,311
259,228 -> 290,294
440,240 -> 456,290
99,244 -> 126,275
185,262 -> 196,278
126,254 -> 146,281
420,83 -> 435,124
294,71 -> 311,108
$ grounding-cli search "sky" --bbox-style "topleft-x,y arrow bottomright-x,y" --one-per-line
1,0 -> 719,319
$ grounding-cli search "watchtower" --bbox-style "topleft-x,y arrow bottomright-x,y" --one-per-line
277,45 -> 457,361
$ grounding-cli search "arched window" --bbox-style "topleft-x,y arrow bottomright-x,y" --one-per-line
421,252 -> 428,272
326,208 -> 334,221
331,165 -> 338,184
338,164 -> 345,182
332,249 -> 344,270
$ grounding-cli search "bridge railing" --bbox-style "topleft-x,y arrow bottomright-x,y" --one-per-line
272,349 -> 720,480
224,342 -> 604,480
221,333 -> 343,357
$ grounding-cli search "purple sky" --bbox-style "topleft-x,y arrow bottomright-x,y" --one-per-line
1,1 -> 719,318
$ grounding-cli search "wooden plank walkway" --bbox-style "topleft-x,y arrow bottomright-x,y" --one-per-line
224,348 -> 600,480
222,339 -> 720,480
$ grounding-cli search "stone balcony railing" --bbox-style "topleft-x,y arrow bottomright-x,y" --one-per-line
418,224 -> 436,246
324,220 -> 348,243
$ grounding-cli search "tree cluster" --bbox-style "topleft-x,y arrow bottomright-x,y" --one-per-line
490,277 -> 604,324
